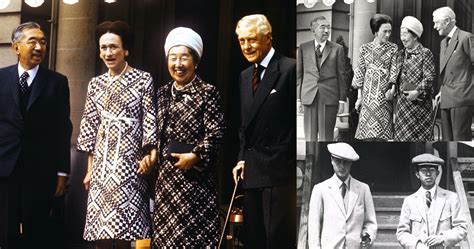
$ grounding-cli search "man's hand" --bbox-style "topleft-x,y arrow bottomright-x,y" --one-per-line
232,161 -> 245,184
403,90 -> 420,101
337,102 -> 345,115
171,152 -> 200,171
54,175 -> 67,197
138,148 -> 157,174
297,99 -> 303,114
425,235 -> 444,247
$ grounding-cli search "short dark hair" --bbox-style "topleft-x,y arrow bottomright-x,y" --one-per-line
11,22 -> 41,43
369,14 -> 392,34
95,21 -> 133,51
310,16 -> 327,27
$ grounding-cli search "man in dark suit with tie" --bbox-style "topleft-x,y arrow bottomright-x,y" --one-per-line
433,6 -> 474,141
232,14 -> 296,249
0,22 -> 72,248
297,16 -> 346,141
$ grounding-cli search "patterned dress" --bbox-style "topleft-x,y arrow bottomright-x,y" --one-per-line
77,68 -> 157,241
153,76 -> 225,247
389,44 -> 435,141
352,41 -> 398,140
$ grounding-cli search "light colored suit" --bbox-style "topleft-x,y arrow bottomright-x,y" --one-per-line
308,174 -> 377,248
396,187 -> 467,248
439,27 -> 474,140
297,40 -> 346,141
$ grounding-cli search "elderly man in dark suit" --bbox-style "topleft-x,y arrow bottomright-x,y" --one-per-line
0,22 -> 72,248
297,16 -> 346,141
433,6 -> 474,141
232,14 -> 296,249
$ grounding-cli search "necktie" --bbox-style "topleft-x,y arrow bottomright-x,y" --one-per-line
341,182 -> 347,198
315,44 -> 322,70
426,191 -> 432,208
19,71 -> 29,94
252,64 -> 264,94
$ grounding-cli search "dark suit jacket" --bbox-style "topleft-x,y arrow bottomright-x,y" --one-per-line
297,40 -> 346,105
439,28 -> 474,109
238,52 -> 296,189
0,64 -> 71,191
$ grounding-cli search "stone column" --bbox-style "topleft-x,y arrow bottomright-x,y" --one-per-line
351,0 -> 376,68
55,0 -> 98,144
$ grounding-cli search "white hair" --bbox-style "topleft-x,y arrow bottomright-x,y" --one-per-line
235,14 -> 272,37
432,6 -> 456,23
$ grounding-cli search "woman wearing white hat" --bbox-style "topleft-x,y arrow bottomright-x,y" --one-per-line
386,16 -> 436,141
152,27 -> 225,247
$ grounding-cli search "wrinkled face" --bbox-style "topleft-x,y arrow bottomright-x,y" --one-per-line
400,27 -> 417,49
416,166 -> 439,189
167,45 -> 196,86
311,19 -> 331,43
237,25 -> 272,64
433,16 -> 450,36
12,28 -> 47,70
375,23 -> 392,43
331,156 -> 352,181
99,32 -> 128,74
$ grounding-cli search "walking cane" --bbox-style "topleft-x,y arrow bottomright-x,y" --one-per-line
218,176 -> 240,249
431,99 -> 440,137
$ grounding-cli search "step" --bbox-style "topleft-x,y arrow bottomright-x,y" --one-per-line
376,227 -> 398,243
373,195 -> 406,208
373,241 -> 400,249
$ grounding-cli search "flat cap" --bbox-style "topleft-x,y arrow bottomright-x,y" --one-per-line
327,142 -> 359,162
412,153 -> 444,166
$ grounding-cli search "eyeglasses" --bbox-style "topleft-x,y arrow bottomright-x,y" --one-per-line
19,39 -> 47,47
419,168 -> 438,175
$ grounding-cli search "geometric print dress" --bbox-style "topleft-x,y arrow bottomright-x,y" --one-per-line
352,41 -> 398,140
77,68 -> 157,241
152,76 -> 225,247
389,44 -> 435,141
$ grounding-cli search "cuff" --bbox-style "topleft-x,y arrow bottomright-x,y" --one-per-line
57,172 -> 68,177
192,145 -> 204,159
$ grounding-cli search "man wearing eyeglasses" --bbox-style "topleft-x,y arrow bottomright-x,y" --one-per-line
397,153 -> 467,249
0,22 -> 71,248
308,142 -> 377,248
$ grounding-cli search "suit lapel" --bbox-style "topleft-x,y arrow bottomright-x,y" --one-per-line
415,190 -> 428,223
8,65 -> 21,109
440,29 -> 459,73
345,178 -> 360,220
431,188 -> 447,235
308,42 -> 318,72
243,54 -> 280,129
328,175 -> 346,217
320,41 -> 332,67
241,68 -> 254,126
27,66 -> 48,110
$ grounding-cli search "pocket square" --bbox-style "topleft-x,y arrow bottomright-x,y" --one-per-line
270,89 -> 277,94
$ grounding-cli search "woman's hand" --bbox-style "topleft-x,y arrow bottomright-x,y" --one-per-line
83,171 -> 91,191
138,148 -> 157,174
403,90 -> 420,101
355,97 -> 362,112
385,87 -> 396,100
171,152 -> 200,171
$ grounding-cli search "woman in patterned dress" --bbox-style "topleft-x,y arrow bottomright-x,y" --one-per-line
152,27 -> 225,247
386,16 -> 435,141
352,14 -> 398,141
77,21 -> 157,249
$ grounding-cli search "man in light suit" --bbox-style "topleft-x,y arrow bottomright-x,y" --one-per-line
308,143 -> 377,248
397,153 -> 467,248
232,14 -> 296,249
0,22 -> 72,248
297,16 -> 346,141
433,6 -> 474,141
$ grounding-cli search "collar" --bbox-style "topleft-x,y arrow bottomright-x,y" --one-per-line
419,185 -> 437,199
258,47 -> 275,69
18,64 -> 39,86
447,26 -> 457,39
334,174 -> 351,189
314,40 -> 327,51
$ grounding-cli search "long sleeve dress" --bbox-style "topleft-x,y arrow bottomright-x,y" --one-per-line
352,41 -> 398,140
77,68 -> 157,241
388,44 -> 435,141
153,76 -> 225,247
